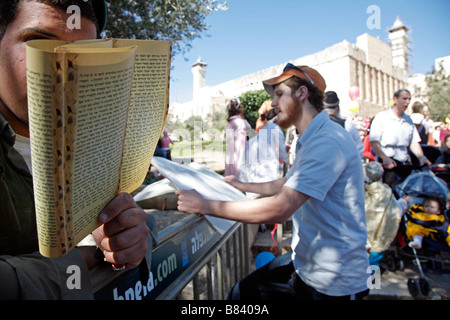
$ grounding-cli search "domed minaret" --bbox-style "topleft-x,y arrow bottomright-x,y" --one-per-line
389,16 -> 410,78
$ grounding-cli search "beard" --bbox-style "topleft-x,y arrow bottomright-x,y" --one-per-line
275,100 -> 301,129
275,114 -> 291,129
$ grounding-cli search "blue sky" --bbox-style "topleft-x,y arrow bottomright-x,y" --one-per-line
169,0 -> 450,103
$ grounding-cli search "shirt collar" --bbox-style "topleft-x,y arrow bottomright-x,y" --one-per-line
0,112 -> 31,175
298,110 -> 328,147
387,107 -> 408,122
0,112 -> 16,149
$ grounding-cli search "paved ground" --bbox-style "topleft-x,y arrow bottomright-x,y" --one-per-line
367,265 -> 450,300
367,249 -> 450,300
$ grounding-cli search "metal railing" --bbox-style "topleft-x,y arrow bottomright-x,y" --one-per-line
158,222 -> 252,300
91,210 -> 256,300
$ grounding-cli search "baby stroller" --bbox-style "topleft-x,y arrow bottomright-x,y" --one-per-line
394,169 -> 450,297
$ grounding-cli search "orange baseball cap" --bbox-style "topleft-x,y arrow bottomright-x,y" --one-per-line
263,63 -> 326,96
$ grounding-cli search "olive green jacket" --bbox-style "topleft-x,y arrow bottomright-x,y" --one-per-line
0,113 -> 92,299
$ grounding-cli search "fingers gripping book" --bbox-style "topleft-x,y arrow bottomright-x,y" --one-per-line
26,39 -> 172,257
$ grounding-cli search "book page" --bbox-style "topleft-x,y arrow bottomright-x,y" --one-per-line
113,39 -> 172,193
26,40 -> 137,256
26,40 -> 69,257
59,48 -> 137,247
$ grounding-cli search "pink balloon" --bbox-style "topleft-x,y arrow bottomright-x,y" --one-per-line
349,86 -> 360,101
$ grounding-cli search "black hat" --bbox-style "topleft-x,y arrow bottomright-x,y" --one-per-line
92,0 -> 107,33
323,91 -> 339,109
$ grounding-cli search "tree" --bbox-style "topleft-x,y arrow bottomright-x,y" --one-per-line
103,0 -> 228,57
239,90 -> 272,129
426,62 -> 450,122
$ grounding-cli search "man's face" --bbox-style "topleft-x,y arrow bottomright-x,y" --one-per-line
271,82 -> 299,129
0,0 -> 97,134
393,90 -> 411,113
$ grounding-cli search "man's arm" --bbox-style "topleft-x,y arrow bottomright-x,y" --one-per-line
223,175 -> 287,196
409,142 -> 431,166
369,140 -> 397,169
176,185 -> 309,224
0,193 -> 149,300
0,249 -> 93,299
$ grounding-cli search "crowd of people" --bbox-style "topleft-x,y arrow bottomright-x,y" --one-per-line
354,103 -> 450,167
218,72 -> 450,300
226,89 -> 449,189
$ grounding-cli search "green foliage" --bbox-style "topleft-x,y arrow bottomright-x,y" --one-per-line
183,115 -> 204,139
209,110 -> 227,132
103,0 -> 228,57
239,90 -> 272,128
426,63 -> 450,122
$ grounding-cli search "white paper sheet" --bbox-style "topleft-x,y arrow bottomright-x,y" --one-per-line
148,157 -> 249,233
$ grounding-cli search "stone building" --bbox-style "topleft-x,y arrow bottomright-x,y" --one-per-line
169,17 -> 416,123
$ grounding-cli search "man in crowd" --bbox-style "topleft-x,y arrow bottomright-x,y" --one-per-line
177,63 -> 370,300
369,89 -> 430,188
323,91 -> 364,159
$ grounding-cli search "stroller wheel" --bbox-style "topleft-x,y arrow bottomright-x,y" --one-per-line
407,277 -> 420,297
397,258 -> 405,271
419,277 -> 432,297
386,255 -> 404,271
386,255 -> 397,271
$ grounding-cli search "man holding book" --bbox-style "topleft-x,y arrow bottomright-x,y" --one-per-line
0,0 -> 151,299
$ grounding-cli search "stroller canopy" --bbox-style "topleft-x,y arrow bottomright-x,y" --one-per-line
396,170 -> 449,207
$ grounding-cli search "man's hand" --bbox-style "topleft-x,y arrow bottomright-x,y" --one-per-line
92,192 -> 149,270
418,155 -> 431,167
175,189 -> 208,215
382,157 -> 397,169
223,175 -> 243,190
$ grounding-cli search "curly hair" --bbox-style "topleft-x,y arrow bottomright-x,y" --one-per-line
283,76 -> 324,113
0,0 -> 100,41
226,98 -> 242,122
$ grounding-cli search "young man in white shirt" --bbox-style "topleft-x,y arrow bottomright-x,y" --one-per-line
176,64 -> 370,300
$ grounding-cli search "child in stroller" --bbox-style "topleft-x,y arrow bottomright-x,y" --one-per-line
406,196 -> 450,250
396,169 -> 450,252
394,169 -> 450,297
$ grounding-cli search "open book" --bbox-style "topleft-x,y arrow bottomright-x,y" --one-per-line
26,39 -> 172,257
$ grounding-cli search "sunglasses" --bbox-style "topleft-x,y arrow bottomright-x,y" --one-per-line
230,98 -> 242,110
283,63 -> 314,86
